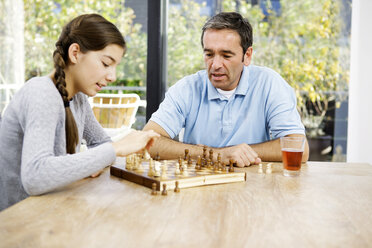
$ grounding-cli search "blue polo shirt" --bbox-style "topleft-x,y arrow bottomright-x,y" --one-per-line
150,65 -> 305,147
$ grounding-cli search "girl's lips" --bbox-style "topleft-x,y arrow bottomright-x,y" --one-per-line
96,83 -> 102,91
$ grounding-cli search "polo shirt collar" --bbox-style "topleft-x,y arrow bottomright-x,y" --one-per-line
207,65 -> 250,100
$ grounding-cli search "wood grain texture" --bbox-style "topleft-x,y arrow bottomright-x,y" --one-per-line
1,162 -> 372,248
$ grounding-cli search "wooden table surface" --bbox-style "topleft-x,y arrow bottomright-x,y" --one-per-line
1,161 -> 372,248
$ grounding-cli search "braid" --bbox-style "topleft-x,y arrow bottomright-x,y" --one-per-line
53,34 -> 79,154
50,13 -> 126,153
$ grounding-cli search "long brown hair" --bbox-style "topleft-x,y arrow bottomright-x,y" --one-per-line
53,14 -> 126,154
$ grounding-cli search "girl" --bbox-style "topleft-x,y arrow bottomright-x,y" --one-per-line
0,14 -> 159,211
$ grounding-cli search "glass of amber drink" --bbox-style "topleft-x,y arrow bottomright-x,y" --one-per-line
280,136 -> 305,177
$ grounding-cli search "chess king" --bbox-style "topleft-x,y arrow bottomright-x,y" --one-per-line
143,12 -> 309,167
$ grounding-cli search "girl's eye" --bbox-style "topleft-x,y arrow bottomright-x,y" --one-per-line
102,62 -> 109,67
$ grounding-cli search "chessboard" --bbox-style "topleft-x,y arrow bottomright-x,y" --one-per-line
110,149 -> 246,191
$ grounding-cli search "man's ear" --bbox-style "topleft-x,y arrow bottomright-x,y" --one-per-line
243,47 -> 253,66
67,43 -> 81,64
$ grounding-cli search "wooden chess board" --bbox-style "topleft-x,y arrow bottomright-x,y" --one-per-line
110,158 -> 246,191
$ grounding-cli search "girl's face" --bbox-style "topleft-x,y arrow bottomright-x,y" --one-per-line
67,44 -> 125,97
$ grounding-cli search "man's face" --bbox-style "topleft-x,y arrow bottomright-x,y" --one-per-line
203,29 -> 252,91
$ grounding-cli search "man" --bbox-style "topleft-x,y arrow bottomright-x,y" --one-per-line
143,12 -> 309,167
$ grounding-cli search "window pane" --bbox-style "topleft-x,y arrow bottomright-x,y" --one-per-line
167,0 -> 351,161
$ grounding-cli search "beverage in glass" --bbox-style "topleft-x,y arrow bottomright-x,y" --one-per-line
280,136 -> 305,177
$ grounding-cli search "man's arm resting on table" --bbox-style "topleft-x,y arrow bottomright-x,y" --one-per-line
143,121 -> 288,167
250,134 -> 309,163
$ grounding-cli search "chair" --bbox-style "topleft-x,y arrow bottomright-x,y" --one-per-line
91,93 -> 140,141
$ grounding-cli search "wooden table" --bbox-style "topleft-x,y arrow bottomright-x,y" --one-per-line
1,162 -> 372,248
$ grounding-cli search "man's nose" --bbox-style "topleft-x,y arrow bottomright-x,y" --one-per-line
211,56 -> 223,70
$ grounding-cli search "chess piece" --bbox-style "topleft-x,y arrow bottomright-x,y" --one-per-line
148,159 -> 155,177
187,156 -> 192,167
151,183 -> 157,195
161,164 -> 168,179
175,162 -> 181,175
258,163 -> 263,174
153,161 -> 161,177
217,153 -> 221,163
229,159 -> 235,172
207,158 -> 212,169
182,163 -> 188,176
143,149 -> 151,160
161,184 -> 167,196
126,155 -> 133,170
209,149 -> 214,162
174,181 -> 180,193
154,152 -> 160,161
266,163 -> 272,174
203,146 -> 207,160
184,149 -> 189,160
137,159 -> 144,173
196,155 -> 201,170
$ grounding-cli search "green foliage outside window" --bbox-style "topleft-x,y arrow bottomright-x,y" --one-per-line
222,0 -> 349,137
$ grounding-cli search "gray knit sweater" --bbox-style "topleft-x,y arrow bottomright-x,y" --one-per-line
0,76 -> 116,211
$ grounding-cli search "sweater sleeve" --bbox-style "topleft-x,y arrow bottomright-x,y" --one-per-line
82,95 -> 112,148
20,90 -> 116,196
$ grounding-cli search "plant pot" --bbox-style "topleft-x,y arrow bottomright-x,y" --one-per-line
308,135 -> 333,161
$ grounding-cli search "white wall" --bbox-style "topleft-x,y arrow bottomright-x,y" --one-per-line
347,0 -> 372,164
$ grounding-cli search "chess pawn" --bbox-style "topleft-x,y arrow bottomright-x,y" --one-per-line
187,156 -> 192,167
161,184 -> 167,196
203,146 -> 207,159
161,164 -> 168,180
137,161 -> 144,173
228,159 -> 235,172
258,163 -> 263,174
174,181 -> 180,193
266,163 -> 272,174
196,155 -> 202,170
207,159 -> 212,169
175,162 -> 181,175
209,149 -> 214,162
151,183 -> 158,195
154,152 -> 160,161
182,163 -> 188,176
126,156 -> 133,170
184,149 -> 190,160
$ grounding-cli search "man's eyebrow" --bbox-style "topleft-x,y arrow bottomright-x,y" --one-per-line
221,50 -> 235,55
203,48 -> 213,53
103,55 -> 116,63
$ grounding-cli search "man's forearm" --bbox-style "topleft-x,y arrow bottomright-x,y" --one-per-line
250,135 -> 309,162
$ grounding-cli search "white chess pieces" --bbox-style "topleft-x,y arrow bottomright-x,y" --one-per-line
182,163 -> 188,176
126,155 -> 133,170
143,149 -> 151,160
148,159 -> 155,177
161,163 -> 168,180
175,162 -> 181,175
258,163 -> 263,174
266,163 -> 272,174
154,161 -> 161,177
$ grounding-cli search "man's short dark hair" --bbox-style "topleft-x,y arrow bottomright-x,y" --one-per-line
201,12 -> 253,54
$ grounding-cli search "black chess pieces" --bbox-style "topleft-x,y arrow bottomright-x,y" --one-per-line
184,149 -> 189,160
161,183 -> 168,196
174,181 -> 180,193
151,183 -> 157,195
229,159 -> 235,172
154,152 -> 160,161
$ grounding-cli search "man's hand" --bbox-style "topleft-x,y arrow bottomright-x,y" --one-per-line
217,143 -> 261,167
